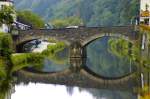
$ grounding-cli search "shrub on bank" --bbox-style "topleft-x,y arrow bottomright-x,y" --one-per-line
42,42 -> 66,56
11,42 -> 67,72
11,53 -> 44,72
0,32 -> 13,57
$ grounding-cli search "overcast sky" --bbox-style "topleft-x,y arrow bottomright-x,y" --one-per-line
11,83 -> 100,99
141,0 -> 150,10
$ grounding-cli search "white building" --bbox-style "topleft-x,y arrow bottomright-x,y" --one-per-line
0,0 -> 13,10
0,24 -> 9,32
13,21 -> 31,30
140,0 -> 150,26
0,0 -> 14,33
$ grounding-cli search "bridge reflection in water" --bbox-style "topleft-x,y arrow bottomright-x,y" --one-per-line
15,37 -> 140,91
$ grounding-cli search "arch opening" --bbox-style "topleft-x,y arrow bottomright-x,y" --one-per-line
82,32 -> 134,46
13,38 -> 70,73
83,36 -> 137,78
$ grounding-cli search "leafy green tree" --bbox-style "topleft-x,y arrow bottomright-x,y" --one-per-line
14,0 -> 139,26
0,6 -> 16,26
51,16 -> 83,28
0,33 -> 13,57
17,10 -> 45,28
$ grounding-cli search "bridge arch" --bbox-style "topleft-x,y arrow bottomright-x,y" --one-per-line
15,35 -> 71,46
81,32 -> 135,47
80,33 -> 138,81
14,32 -> 71,52
16,67 -> 138,89
82,65 -> 137,80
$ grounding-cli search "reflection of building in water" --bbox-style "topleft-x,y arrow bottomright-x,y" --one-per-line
140,0 -> 150,26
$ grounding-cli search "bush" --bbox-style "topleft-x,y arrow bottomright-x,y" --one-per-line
0,57 -> 6,78
0,6 -> 15,25
17,10 -> 45,28
51,16 -> 83,28
0,33 -> 13,57
42,42 -> 66,56
11,53 -> 44,72
11,42 -> 67,72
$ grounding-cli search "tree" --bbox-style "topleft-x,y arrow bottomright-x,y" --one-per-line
17,10 -> 45,28
50,16 -> 83,28
0,33 -> 13,57
0,6 -> 16,26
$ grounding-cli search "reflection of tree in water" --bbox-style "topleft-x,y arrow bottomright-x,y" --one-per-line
66,86 -> 74,96
12,42 -> 70,72
0,58 -> 14,99
87,89 -> 136,99
46,47 -> 69,65
41,47 -> 70,72
86,36 -> 136,77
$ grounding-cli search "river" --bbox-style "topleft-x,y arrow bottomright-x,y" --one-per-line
0,37 -> 145,99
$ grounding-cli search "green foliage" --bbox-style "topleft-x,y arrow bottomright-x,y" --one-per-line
51,16 -> 83,28
0,58 -> 6,78
0,5 -> 15,25
108,38 -> 129,58
86,37 -> 136,77
11,53 -> 44,72
0,32 -> 13,99
48,38 -> 57,43
0,33 -> 13,57
11,42 -> 66,71
14,0 -> 139,26
108,38 -> 140,61
42,42 -> 66,56
0,78 -> 12,99
17,10 -> 45,28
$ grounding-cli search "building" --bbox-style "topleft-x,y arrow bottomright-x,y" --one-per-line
140,0 -> 150,26
0,0 -> 31,33
140,0 -> 150,11
0,0 -> 13,10
0,0 -> 14,33
14,16 -> 32,30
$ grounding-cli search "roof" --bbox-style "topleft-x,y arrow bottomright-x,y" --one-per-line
140,10 -> 150,17
17,16 -> 32,27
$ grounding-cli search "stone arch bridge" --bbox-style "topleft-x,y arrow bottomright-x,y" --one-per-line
13,25 -> 139,46
13,25 -> 141,90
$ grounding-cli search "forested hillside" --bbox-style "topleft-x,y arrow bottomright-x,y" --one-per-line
14,0 -> 139,26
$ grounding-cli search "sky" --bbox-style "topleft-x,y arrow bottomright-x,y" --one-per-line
11,83 -> 101,99
141,0 -> 150,10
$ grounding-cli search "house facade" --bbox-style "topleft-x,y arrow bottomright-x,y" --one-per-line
140,0 -> 150,26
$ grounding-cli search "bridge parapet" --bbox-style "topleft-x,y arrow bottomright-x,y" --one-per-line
12,25 -> 139,46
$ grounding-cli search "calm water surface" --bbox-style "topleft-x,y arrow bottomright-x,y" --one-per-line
1,37 -> 139,99
11,83 -> 137,99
